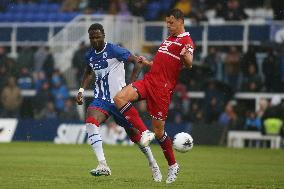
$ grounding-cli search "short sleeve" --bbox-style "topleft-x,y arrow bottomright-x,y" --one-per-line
84,50 -> 92,67
183,36 -> 195,55
112,44 -> 131,62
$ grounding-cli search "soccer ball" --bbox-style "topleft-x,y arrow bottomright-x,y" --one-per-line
173,132 -> 193,153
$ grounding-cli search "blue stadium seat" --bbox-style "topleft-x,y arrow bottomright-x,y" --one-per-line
22,13 -> 36,22
33,13 -> 47,22
7,4 -> 26,13
1,13 -> 14,22
0,13 -> 5,22
13,13 -> 25,22
25,4 -> 38,13
47,13 -> 57,22
160,0 -> 173,11
56,13 -> 71,22
38,4 -> 49,13
47,3 -> 60,13
144,2 -> 161,20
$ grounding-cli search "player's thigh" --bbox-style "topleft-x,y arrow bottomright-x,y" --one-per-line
87,99 -> 110,124
111,105 -> 132,128
115,84 -> 139,102
151,118 -> 166,138
147,89 -> 171,121
87,108 -> 108,124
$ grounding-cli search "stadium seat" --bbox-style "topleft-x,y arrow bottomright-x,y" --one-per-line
38,4 -> 49,13
25,4 -> 38,13
1,13 -> 14,22
144,2 -> 161,20
47,13 -> 57,22
13,13 -> 25,22
47,4 -> 60,13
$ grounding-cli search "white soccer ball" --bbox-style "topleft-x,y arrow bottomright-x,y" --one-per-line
173,132 -> 193,153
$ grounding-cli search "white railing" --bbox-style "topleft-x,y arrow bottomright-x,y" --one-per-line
48,14 -> 143,72
0,15 -> 143,71
21,90 -> 284,112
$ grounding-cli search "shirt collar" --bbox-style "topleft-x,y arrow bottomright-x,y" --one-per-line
94,42 -> 107,54
177,32 -> 190,38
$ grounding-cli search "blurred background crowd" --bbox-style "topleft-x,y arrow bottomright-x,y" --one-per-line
0,0 -> 284,137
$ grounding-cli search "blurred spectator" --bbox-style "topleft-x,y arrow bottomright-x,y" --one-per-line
128,0 -> 147,16
34,46 -> 55,80
59,98 -> 80,120
261,95 -> 284,135
88,0 -> 110,13
61,0 -> 80,12
51,73 -> 69,113
0,64 -> 9,91
174,0 -> 192,16
262,50 -> 281,92
241,64 -> 262,92
187,101 -> 204,123
17,46 -> 34,73
42,47 -> 55,80
218,100 -> 243,130
117,0 -> 131,16
203,80 -> 224,123
1,77 -> 23,118
224,46 -> 241,91
17,67 -> 33,89
34,46 -> 49,73
0,46 -> 8,66
33,81 -> 52,119
244,110 -> 261,131
72,41 -> 88,87
240,46 -> 258,78
202,47 -> 223,81
257,98 -> 269,118
4,58 -> 17,77
33,70 -> 48,92
38,101 -> 58,119
220,0 -> 248,21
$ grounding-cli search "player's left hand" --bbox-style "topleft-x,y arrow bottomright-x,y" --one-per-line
180,44 -> 193,56
76,92 -> 83,105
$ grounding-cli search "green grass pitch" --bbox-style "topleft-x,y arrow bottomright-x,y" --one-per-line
0,142 -> 284,189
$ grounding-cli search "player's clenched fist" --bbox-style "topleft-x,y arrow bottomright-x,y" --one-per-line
76,92 -> 83,105
138,56 -> 153,66
180,44 -> 194,56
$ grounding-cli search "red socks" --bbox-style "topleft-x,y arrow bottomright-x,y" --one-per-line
157,132 -> 176,166
120,102 -> 148,132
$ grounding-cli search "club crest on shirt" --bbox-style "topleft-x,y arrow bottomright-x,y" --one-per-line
103,52 -> 108,59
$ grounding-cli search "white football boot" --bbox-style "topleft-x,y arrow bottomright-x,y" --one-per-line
140,130 -> 155,147
150,161 -> 162,182
90,164 -> 111,176
166,163 -> 180,184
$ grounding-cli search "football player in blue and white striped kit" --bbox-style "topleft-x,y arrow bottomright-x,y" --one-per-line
76,23 -> 161,182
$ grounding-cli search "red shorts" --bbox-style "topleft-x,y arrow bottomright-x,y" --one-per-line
132,79 -> 173,121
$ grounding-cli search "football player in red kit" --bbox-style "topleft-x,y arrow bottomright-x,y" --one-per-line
114,8 -> 194,184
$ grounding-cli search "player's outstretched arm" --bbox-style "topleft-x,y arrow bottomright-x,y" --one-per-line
180,44 -> 194,69
138,56 -> 153,67
76,66 -> 93,105
128,55 -> 144,83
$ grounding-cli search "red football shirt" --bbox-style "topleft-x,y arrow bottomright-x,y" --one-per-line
144,32 -> 194,91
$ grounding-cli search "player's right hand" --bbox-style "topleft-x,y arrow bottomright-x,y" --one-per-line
138,56 -> 153,66
76,92 -> 83,105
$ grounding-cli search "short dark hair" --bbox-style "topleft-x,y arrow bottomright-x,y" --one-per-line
166,8 -> 184,21
88,23 -> 105,34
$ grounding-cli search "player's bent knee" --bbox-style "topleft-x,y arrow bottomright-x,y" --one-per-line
85,116 -> 100,126
153,128 -> 165,139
